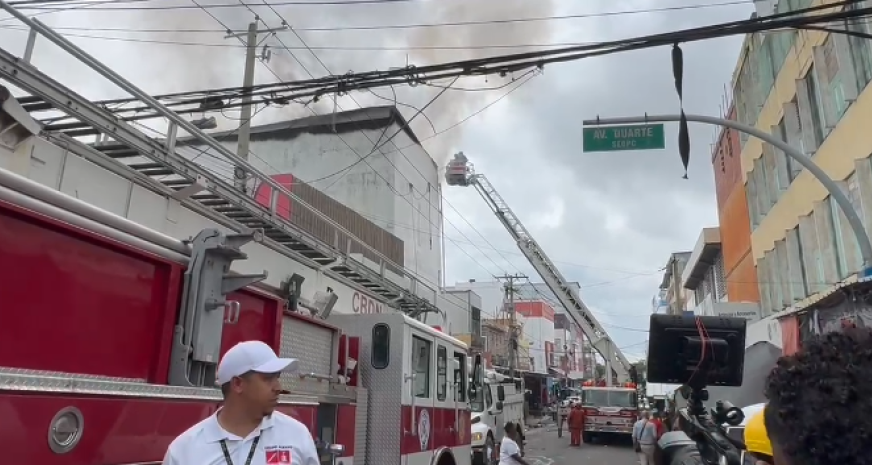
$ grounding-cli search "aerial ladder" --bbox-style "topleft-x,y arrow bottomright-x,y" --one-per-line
445,152 -> 630,384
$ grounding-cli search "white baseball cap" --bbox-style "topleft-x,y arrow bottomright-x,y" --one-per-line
216,340 -> 299,385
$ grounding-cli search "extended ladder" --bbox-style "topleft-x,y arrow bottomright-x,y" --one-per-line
446,153 -> 630,383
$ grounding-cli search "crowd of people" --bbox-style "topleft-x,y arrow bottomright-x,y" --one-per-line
659,328 -> 872,465
159,327 -> 872,465
559,327 -> 872,465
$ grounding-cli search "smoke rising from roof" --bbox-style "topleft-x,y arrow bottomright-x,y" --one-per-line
125,0 -> 557,170
0,0 -> 555,177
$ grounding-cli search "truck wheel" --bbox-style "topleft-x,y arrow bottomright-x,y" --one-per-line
582,432 -> 592,443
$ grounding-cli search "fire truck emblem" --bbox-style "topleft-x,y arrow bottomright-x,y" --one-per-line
418,408 -> 431,451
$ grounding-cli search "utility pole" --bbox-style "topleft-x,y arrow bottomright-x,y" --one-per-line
497,273 -> 527,380
225,20 -> 286,193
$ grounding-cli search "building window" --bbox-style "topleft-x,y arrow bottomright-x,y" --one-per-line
848,171 -> 866,228
747,172 -> 760,229
822,37 -> 847,119
787,226 -> 809,298
805,65 -> 827,146
799,213 -> 825,295
413,336 -> 431,398
776,118 -> 802,181
758,256 -> 772,315
754,157 -> 772,216
829,196 -> 850,279
766,249 -> 783,312
736,53 -> 755,147
846,0 -> 872,90
791,98 -> 807,155
763,145 -> 784,202
471,306 -> 482,339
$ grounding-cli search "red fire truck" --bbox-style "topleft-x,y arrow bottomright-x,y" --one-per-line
580,381 -> 640,443
0,166 -> 480,465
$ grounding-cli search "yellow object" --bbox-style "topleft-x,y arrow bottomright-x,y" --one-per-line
744,409 -> 773,457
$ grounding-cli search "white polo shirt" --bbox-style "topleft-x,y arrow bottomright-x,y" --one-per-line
162,410 -> 320,465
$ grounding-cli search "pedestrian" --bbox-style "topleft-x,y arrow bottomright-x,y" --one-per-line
742,408 -> 774,465
650,410 -> 665,439
162,340 -> 320,465
567,404 -> 584,446
499,422 -> 531,465
761,328 -> 872,465
632,410 -> 657,465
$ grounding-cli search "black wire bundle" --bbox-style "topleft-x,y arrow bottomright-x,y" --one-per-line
18,0 -> 872,133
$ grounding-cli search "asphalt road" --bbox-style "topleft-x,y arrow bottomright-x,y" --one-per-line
523,426 -> 637,465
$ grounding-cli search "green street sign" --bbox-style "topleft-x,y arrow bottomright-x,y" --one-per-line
583,124 -> 666,152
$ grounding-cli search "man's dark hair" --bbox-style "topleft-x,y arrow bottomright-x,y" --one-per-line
220,371 -> 253,398
764,328 -> 872,465
504,421 -> 515,434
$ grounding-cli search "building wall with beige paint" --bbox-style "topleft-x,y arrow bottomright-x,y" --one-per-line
734,0 -> 872,316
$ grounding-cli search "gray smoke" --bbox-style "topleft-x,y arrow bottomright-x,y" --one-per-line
121,0 -> 557,167
2,0 -> 556,169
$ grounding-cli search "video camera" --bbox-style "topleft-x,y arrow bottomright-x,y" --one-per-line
645,314 -> 749,465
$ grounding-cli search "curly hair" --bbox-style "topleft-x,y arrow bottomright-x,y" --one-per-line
764,328 -> 872,465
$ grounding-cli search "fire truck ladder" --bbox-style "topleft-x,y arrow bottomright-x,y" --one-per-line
445,153 -> 630,383
0,8 -> 437,316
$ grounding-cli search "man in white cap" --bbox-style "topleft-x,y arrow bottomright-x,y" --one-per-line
162,340 -> 320,465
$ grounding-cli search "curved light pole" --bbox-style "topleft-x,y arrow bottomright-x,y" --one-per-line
582,114 -> 872,276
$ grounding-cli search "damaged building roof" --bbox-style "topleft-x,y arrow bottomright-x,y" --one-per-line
179,105 -> 421,145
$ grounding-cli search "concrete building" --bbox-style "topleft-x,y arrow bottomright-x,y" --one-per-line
734,0 -> 872,316
439,288 -> 484,353
711,102 -> 761,303
515,281 -> 590,375
651,289 -> 670,314
449,280 -> 507,318
513,300 -> 556,375
184,106 -> 444,296
659,252 -> 693,314
554,313 -> 588,380
682,227 -> 760,321
482,316 -> 531,371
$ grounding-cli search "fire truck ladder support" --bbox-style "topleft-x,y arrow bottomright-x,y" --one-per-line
446,153 -> 630,383
0,5 -> 439,315
169,229 -> 267,388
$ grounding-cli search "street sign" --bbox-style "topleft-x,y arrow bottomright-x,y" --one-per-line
582,124 -> 666,152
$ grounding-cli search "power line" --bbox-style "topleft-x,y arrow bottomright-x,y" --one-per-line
20,0 -> 870,128
5,0 -> 755,28
10,0 -> 751,13
0,26 -> 672,51
239,0 -> 529,285
9,0 -> 417,7
5,0 -> 861,336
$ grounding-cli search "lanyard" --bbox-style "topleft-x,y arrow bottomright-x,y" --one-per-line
219,435 -> 261,465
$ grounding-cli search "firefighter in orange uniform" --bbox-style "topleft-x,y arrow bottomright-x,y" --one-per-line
567,403 -> 584,446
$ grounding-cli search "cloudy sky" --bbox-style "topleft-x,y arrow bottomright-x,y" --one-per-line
0,0 -> 754,360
